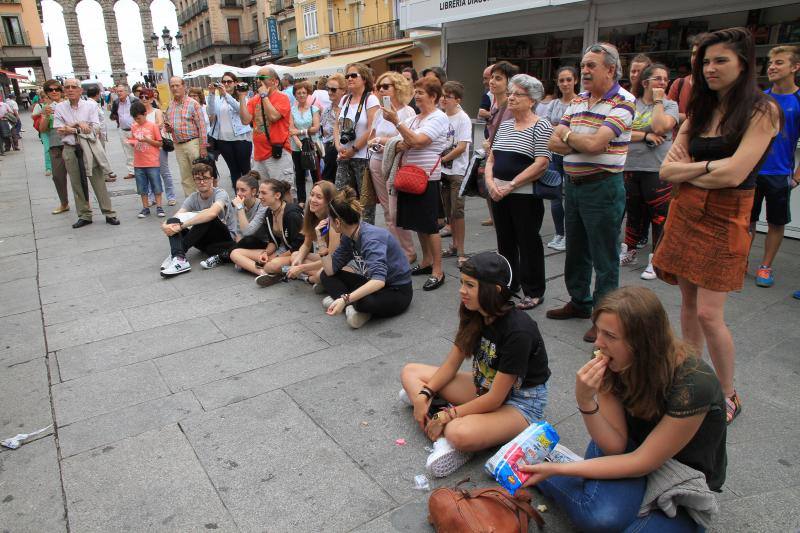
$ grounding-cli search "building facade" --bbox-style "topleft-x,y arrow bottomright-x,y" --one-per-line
0,0 -> 51,83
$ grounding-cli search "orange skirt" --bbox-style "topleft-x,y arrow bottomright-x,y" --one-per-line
653,183 -> 753,292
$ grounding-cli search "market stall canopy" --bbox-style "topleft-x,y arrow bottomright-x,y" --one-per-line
290,43 -> 414,79
0,69 -> 29,81
237,64 -> 295,78
184,63 -> 249,79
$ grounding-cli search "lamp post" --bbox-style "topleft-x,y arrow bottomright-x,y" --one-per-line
151,26 -> 183,78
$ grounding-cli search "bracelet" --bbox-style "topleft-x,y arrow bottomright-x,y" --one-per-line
342,293 -> 351,305
418,388 -> 433,399
578,401 -> 600,415
705,160 -> 712,174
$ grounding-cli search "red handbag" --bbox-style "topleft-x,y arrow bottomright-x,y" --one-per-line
395,155 -> 441,195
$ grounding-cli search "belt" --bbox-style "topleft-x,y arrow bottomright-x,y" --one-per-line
176,138 -> 197,144
122,128 -> 131,131
567,171 -> 613,185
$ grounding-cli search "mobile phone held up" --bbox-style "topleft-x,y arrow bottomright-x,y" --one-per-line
382,96 -> 392,109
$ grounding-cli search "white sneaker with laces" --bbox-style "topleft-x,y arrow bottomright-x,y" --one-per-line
201,255 -> 222,269
346,305 -> 371,329
426,437 -> 471,478
641,253 -> 657,280
398,388 -> 413,406
160,254 -> 173,271
322,296 -> 335,309
161,256 -> 191,277
546,235 -> 560,249
551,235 -> 566,251
619,243 -> 638,266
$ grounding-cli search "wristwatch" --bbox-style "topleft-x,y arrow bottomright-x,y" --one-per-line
236,204 -> 245,211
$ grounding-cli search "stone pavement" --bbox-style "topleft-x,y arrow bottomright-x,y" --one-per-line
1,111 -> 799,532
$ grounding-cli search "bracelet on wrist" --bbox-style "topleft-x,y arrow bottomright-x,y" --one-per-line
578,401 -> 600,415
418,388 -> 433,399
705,160 -> 712,174
342,293 -> 351,305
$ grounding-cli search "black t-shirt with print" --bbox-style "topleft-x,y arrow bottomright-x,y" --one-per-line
625,358 -> 727,491
472,308 -> 550,395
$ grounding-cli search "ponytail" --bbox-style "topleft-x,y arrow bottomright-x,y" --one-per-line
328,187 -> 362,225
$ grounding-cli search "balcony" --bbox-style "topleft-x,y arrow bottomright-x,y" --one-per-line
181,34 -> 213,56
177,0 -> 208,25
182,32 -> 260,56
329,20 -> 400,52
245,0 -> 256,5
0,30 -> 30,47
269,0 -> 293,15
220,0 -> 243,7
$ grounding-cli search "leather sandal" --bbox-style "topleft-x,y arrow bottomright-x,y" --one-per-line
726,392 -> 742,424
423,275 -> 445,291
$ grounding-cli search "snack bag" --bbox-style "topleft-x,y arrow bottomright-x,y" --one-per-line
484,421 -> 559,495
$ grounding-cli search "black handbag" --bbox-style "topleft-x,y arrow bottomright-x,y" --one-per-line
207,116 -> 218,154
300,137 -> 317,170
531,169 -> 562,200
161,131 -> 175,153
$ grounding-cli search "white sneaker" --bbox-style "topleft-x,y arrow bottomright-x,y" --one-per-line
398,388 -> 413,406
160,254 -> 173,271
551,234 -> 566,251
322,296 -> 335,309
345,305 -> 371,329
641,253 -> 657,280
426,437 -> 471,478
546,235 -> 561,249
312,283 -> 326,294
160,256 -> 191,277
619,243 -> 638,266
201,255 -> 222,269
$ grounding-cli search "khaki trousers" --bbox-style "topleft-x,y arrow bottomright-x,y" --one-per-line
63,144 -> 117,220
174,138 -> 200,196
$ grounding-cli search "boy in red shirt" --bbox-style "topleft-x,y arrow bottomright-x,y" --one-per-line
130,100 -> 164,217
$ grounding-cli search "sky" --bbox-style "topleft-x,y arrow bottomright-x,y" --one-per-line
39,0 -> 184,86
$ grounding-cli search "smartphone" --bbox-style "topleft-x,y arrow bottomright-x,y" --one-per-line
382,96 -> 392,109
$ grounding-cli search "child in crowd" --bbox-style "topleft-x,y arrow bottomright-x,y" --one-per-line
400,251 -> 550,477
130,101 -> 164,218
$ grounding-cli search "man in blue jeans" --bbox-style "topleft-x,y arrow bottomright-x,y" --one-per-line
750,45 -> 800,289
546,42 -> 634,343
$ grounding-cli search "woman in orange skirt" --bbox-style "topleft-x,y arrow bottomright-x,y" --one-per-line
655,27 -> 780,424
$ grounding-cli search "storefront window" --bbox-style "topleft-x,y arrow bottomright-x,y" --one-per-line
599,3 -> 800,89
487,28 -> 583,88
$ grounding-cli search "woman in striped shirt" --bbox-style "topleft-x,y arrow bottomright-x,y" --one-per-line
484,74 -> 554,310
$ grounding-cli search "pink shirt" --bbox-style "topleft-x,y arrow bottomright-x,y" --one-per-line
131,121 -> 162,168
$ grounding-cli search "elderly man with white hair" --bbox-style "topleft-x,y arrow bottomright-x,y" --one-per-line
239,66 -> 294,201
484,74 -> 554,311
165,76 -> 208,196
545,42 -> 635,343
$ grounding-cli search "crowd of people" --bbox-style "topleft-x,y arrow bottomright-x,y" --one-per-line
11,25 -> 800,531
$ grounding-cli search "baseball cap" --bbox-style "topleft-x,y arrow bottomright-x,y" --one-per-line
461,252 -> 513,289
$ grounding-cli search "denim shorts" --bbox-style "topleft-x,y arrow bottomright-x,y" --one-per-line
135,167 -> 162,195
505,382 -> 548,424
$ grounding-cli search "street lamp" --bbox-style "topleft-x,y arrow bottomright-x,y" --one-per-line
151,26 -> 183,78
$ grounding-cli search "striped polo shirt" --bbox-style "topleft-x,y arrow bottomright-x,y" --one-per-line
560,83 -> 635,177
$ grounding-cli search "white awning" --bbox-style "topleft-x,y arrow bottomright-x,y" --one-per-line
290,43 -> 414,79
398,0 -> 582,29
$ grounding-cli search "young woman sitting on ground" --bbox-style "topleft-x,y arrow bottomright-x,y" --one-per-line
520,286 -> 727,532
229,178 -> 304,287
399,251 -> 550,478
201,171 -> 267,269
285,181 -> 342,287
319,187 -> 413,329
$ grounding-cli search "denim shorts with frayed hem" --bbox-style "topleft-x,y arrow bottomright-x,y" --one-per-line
505,382 -> 548,424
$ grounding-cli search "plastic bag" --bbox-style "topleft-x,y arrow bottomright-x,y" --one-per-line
484,421 -> 559,495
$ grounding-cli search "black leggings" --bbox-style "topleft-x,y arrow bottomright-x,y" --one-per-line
291,150 -> 320,204
623,171 -> 671,251
218,234 -> 268,262
490,194 -> 546,299
320,270 -> 413,318
167,217 -> 233,258
215,139 -> 252,189
321,141 -> 338,183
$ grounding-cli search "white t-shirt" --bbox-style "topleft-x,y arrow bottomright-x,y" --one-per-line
401,109 -> 449,181
444,107 -> 472,176
373,105 -> 416,160
339,93 -> 380,158
310,89 -> 330,111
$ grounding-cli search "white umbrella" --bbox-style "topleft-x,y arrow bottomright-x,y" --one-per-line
238,64 -> 294,78
184,63 -> 248,79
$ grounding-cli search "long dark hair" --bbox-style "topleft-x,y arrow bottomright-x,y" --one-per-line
688,27 -> 780,144
555,66 -> 579,98
453,262 -> 514,357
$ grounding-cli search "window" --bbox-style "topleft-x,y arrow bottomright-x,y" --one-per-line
2,16 -> 24,45
327,0 -> 334,33
303,3 -> 318,38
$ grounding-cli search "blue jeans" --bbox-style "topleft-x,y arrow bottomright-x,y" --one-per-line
538,441 -> 704,533
145,150 -> 175,201
549,155 -> 565,236
135,167 -> 162,195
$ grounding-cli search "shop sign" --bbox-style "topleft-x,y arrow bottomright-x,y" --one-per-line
268,17 -> 282,55
400,0 -> 580,29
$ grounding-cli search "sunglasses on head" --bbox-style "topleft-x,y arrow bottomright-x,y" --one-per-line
345,73 -> 360,80
377,83 -> 392,91
256,75 -> 273,80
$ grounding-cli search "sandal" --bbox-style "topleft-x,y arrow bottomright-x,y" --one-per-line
516,296 -> 543,310
457,256 -> 468,268
725,392 -> 742,425
441,247 -> 459,258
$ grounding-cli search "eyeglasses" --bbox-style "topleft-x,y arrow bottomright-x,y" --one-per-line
45,87 -> 62,92
256,75 -> 273,80
441,94 -> 456,100
377,83 -> 393,91
326,86 -> 340,92
222,79 -> 235,84
64,85 -> 80,89
345,73 -> 360,80
193,176 -> 212,182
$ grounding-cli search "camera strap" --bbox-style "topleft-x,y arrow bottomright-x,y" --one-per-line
342,91 -> 368,133
258,93 -> 272,143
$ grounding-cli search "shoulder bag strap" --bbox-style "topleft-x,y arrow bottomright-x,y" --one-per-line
258,94 -> 271,142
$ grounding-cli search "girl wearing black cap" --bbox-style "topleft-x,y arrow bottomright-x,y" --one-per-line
399,251 -> 550,478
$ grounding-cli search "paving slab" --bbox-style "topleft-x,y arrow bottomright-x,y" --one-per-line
0,233 -> 35,258
44,310 -> 133,351
38,276 -> 106,306
156,321 -> 329,393
712,486 -> 800,532
52,360 -> 171,426
0,358 -> 53,443
180,390 -> 395,532
0,276 -> 41,318
0,437 -> 66,532
0,309 -> 46,367
0,251 -> 36,284
56,316 -> 227,381
61,424 -> 237,532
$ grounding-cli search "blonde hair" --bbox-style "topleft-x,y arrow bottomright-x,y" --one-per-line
768,45 -> 800,65
376,71 -> 413,105
328,73 -> 346,89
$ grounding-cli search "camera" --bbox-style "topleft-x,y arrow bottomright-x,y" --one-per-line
441,147 -> 454,169
213,82 -> 223,88
340,129 -> 356,145
235,82 -> 249,93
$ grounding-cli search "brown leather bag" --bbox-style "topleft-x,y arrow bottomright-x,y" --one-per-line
427,478 -> 545,532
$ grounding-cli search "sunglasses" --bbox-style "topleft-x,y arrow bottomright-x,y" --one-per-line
45,87 -> 62,92
64,85 -> 80,89
345,73 -> 360,80
326,86 -> 340,92
377,83 -> 393,91
256,75 -> 273,80
584,43 -> 618,59
222,79 -> 235,84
